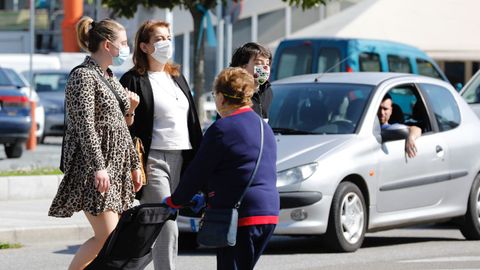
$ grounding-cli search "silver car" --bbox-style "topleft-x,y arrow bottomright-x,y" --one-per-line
460,70 -> 480,118
269,72 -> 480,252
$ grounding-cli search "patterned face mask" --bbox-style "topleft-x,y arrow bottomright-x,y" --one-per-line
253,65 -> 270,85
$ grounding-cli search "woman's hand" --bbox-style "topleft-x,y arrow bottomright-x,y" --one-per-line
131,169 -> 143,192
127,89 -> 140,111
94,169 -> 110,194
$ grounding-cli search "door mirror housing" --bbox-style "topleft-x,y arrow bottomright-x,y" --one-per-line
381,124 -> 409,142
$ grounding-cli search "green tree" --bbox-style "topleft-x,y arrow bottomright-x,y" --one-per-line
102,0 -> 326,108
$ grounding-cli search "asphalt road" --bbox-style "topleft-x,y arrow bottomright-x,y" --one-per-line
1,226 -> 479,270
0,136 -> 62,171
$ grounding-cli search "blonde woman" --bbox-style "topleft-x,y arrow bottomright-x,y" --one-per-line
48,17 -> 142,270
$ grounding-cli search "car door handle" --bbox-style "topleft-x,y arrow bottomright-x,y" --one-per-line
436,145 -> 443,153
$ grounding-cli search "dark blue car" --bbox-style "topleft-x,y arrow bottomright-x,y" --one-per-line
0,86 -> 31,158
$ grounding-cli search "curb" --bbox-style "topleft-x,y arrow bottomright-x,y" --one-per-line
0,175 -> 62,201
0,225 -> 92,245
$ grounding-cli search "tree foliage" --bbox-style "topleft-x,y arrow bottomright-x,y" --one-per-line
281,0 -> 327,10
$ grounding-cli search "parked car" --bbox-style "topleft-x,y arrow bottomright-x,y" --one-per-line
27,69 -> 70,141
270,37 -> 449,82
0,86 -> 32,158
0,67 -> 45,141
460,69 -> 480,118
179,72 -> 480,252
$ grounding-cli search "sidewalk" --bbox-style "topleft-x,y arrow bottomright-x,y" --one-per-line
0,199 -> 91,244
0,175 -> 92,244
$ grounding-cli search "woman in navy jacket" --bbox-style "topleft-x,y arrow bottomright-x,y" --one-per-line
166,67 -> 279,270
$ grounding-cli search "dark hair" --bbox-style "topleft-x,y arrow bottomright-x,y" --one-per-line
76,16 -> 124,53
229,42 -> 272,67
132,20 -> 180,76
214,67 -> 254,106
382,93 -> 392,102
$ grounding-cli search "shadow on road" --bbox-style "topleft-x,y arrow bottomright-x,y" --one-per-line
54,244 -> 80,255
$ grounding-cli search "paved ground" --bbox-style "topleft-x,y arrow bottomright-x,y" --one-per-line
0,137 -> 62,171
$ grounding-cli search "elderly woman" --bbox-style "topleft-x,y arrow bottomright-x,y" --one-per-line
165,67 -> 279,270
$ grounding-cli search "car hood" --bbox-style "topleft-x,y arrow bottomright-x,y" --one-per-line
276,135 -> 353,171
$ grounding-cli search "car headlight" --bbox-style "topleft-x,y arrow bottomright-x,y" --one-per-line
277,163 -> 318,188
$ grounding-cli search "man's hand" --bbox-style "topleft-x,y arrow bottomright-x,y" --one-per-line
94,169 -> 110,194
405,126 -> 422,158
405,135 -> 417,158
131,169 -> 143,192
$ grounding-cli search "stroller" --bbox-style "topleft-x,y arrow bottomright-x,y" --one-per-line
85,203 -> 176,270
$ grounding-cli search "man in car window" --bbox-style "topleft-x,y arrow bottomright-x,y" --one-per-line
378,94 -> 422,158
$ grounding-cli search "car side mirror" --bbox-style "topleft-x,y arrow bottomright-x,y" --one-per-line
381,124 -> 409,142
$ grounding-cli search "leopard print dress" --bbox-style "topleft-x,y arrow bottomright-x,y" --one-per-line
49,56 -> 140,217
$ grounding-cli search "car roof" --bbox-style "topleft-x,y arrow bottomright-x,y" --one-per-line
272,72 -> 422,86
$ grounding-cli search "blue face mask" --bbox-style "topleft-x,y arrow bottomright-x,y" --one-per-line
110,43 -> 130,66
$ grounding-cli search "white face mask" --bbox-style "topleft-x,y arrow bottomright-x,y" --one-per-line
151,40 -> 173,64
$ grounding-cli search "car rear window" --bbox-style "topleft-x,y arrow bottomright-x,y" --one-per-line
318,47 -> 341,73
420,83 -> 460,131
416,59 -> 443,79
270,83 -> 373,135
388,55 -> 412,74
461,72 -> 480,104
34,73 -> 69,92
359,53 -> 381,72
276,44 -> 313,80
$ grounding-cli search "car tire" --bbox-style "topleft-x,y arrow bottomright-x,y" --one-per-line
459,173 -> 480,240
325,181 -> 367,252
5,143 -> 23,158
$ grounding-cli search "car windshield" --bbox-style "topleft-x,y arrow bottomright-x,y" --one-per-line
461,72 -> 480,104
269,83 -> 374,134
34,73 -> 69,92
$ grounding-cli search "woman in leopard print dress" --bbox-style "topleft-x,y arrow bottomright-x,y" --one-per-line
48,17 -> 141,270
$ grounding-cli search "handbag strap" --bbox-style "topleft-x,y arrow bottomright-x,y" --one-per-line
234,116 -> 264,209
60,64 -> 125,172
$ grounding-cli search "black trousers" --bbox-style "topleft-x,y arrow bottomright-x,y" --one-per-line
216,224 -> 276,270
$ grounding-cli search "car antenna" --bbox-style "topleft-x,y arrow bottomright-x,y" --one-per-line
314,54 -> 352,83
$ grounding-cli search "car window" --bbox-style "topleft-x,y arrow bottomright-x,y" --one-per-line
269,83 -> 373,134
359,53 -> 381,72
388,85 -> 431,133
318,47 -> 341,73
416,59 -> 442,79
420,83 -> 460,132
461,73 -> 480,104
3,68 -> 29,87
276,45 -> 313,80
34,73 -> 69,92
388,55 -> 412,74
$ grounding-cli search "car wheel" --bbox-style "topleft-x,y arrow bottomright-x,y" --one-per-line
459,173 -> 480,240
5,143 -> 23,158
325,181 -> 366,252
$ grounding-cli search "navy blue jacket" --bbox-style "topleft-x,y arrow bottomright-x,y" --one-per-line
171,108 -> 279,225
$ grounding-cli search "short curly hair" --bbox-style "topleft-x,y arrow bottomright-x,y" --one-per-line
214,67 -> 254,106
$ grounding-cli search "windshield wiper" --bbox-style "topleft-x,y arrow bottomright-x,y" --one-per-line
272,127 -> 318,135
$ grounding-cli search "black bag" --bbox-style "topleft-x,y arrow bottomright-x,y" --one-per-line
196,116 -> 264,248
196,208 -> 238,248
85,203 -> 175,270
